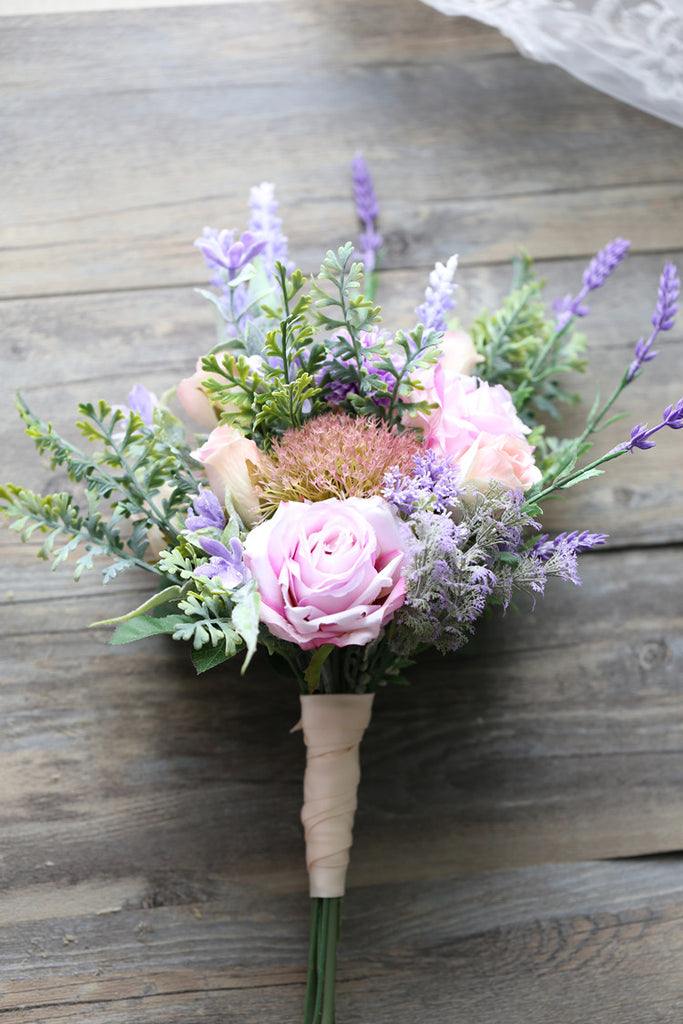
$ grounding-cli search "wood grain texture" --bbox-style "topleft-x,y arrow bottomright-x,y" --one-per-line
1,1 -> 682,1021
2,859 -> 683,1022
1,3 -> 683,296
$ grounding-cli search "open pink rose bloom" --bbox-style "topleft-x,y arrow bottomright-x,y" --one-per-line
413,357 -> 542,492
243,496 -> 407,649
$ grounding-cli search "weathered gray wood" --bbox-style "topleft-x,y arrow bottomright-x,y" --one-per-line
2,546 -> 682,902
2,858 -> 683,1022
1,4 -> 683,296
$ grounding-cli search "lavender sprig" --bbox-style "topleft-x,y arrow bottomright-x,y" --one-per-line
553,238 -> 630,328
532,529 -> 608,558
248,182 -> 291,280
351,153 -> 383,276
626,262 -> 680,382
415,253 -> 458,332
617,398 -> 683,452
185,487 -> 227,532
532,261 -> 680,504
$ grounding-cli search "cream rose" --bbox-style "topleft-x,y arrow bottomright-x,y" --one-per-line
192,424 -> 262,527
177,358 -> 220,430
456,431 -> 542,492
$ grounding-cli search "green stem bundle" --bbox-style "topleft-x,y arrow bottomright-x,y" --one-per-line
303,897 -> 342,1024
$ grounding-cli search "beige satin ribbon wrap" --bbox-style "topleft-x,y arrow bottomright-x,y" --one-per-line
299,692 -> 375,899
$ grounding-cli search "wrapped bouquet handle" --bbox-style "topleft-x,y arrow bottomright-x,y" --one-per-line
300,693 -> 375,898
298,692 -> 374,1022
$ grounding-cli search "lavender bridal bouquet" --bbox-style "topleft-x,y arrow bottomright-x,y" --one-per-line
1,157 -> 681,1023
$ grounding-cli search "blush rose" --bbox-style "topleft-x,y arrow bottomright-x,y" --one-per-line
192,425 -> 263,528
242,496 -> 407,650
407,329 -> 483,433
177,358 -> 220,430
456,432 -> 542,492
409,343 -> 541,491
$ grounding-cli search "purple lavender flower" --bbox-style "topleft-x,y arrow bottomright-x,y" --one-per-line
619,397 -> 683,452
415,254 -> 458,332
194,536 -> 249,590
113,384 -> 158,439
553,238 -> 630,328
626,262 -> 680,382
248,181 -> 291,278
195,228 -> 267,279
351,153 -> 383,273
627,335 -> 660,382
652,262 -> 680,332
185,486 -> 227,532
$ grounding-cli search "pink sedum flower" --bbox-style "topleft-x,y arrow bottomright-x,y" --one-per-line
192,425 -> 262,527
177,358 -> 220,430
457,432 -> 541,492
242,496 -> 407,650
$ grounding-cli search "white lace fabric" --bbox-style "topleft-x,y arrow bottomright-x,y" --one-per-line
420,0 -> 683,129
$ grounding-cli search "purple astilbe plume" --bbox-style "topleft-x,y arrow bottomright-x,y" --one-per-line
618,398 -> 683,452
389,486 -> 546,655
553,238 -> 630,328
185,486 -> 227,533
248,182 -> 291,279
626,262 -> 680,382
415,253 -> 458,332
194,536 -> 250,590
351,153 -> 383,273
531,530 -> 608,584
384,449 -> 462,515
532,530 -> 609,560
195,228 -> 267,281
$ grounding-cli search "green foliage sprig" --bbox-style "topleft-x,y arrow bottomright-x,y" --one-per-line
0,394 -> 197,581
470,253 -> 587,425
201,264 -> 328,441
310,243 -> 382,341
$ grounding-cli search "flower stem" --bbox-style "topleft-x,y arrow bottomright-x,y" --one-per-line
303,897 -> 342,1024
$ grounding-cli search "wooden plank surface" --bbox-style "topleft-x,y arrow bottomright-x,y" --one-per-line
2,3 -> 683,296
1,1 -> 682,1021
2,859 -> 683,1022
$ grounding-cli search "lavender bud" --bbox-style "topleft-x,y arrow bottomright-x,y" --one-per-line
582,238 -> 630,292
652,262 -> 680,333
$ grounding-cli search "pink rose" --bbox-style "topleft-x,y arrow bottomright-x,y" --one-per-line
192,425 -> 262,527
425,375 -> 531,456
177,358 -> 219,430
242,496 -> 406,650
437,329 -> 484,379
407,330 -> 483,432
408,359 -> 540,492
457,432 -> 542,492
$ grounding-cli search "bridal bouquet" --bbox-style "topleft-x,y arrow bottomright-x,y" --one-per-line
2,157 -> 681,1023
